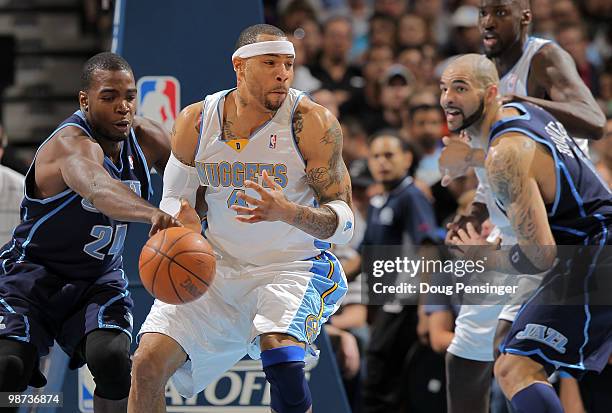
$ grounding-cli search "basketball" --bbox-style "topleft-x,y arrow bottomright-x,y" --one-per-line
139,227 -> 216,304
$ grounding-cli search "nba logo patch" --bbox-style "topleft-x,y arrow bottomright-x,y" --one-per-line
269,134 -> 277,149
128,155 -> 134,170
136,76 -> 181,131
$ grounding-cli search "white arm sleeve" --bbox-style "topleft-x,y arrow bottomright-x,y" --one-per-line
159,153 -> 200,216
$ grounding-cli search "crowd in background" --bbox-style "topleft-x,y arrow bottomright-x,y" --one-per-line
0,0 -> 611,412
260,0 -> 612,412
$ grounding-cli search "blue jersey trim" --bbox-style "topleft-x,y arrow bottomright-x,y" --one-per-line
19,194 -> 79,260
0,298 -> 30,342
129,129 -> 153,200
290,92 -> 307,168
215,89 -> 236,139
558,161 -> 586,217
489,127 -> 562,216
22,121 -> 92,204
103,141 -> 126,174
578,218 -> 608,367
550,225 -> 587,238
490,103 -> 531,131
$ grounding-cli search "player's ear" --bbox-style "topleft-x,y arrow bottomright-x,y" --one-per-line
403,150 -> 414,172
233,57 -> 245,77
486,84 -> 498,103
79,90 -> 89,112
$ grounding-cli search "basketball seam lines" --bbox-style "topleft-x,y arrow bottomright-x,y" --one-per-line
166,255 -> 185,304
153,249 -> 211,288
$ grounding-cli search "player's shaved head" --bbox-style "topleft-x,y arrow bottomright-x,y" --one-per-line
235,24 -> 286,50
445,54 -> 499,89
81,52 -> 133,91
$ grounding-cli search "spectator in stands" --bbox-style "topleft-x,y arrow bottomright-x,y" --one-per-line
379,65 -> 415,131
397,14 -> 429,49
341,45 -> 393,134
0,124 -> 24,245
288,32 -> 322,92
401,90 -> 445,186
446,6 -> 482,55
367,13 -> 397,50
361,131 -> 439,413
309,16 -> 363,106
373,0 -> 407,19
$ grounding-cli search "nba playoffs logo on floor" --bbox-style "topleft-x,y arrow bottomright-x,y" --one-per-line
137,76 -> 181,131
161,357 -> 317,411
78,366 -> 95,412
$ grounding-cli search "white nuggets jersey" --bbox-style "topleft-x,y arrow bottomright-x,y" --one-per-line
194,88 -> 326,266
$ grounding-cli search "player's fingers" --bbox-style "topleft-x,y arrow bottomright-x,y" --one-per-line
261,170 -> 282,191
231,205 -> 258,215
236,192 -> 263,206
466,222 -> 478,238
456,229 -> 471,244
244,180 -> 269,197
235,215 -> 263,223
442,136 -> 450,146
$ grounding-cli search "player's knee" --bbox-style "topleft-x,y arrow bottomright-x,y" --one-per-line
85,330 -> 131,400
131,345 -> 171,391
262,346 -> 312,413
0,354 -> 32,391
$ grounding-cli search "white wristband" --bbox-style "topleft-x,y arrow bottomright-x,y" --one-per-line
321,200 -> 354,245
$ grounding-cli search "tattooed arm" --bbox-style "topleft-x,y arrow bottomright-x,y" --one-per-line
485,134 -> 556,273
292,101 -> 352,239
170,102 -> 204,166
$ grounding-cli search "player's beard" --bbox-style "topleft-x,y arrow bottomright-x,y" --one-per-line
451,98 -> 485,133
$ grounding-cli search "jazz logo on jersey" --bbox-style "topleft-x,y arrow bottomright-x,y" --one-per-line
269,134 -> 277,149
516,323 -> 568,354
136,76 -> 181,132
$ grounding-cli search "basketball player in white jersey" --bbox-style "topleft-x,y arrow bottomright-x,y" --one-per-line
439,1 -> 606,412
127,24 -> 353,413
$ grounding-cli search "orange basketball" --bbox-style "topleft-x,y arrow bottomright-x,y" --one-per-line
139,227 -> 216,304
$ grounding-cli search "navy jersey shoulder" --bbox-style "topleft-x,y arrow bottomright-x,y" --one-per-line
489,103 -> 612,243
7,110 -> 153,278
363,177 -> 439,246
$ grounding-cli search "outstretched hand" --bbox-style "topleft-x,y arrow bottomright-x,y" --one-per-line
231,170 -> 294,224
439,131 -> 474,187
149,210 -> 182,237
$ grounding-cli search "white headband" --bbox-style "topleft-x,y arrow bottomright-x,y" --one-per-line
232,40 -> 295,60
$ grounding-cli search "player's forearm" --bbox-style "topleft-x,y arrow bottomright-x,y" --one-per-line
516,96 -> 605,140
285,203 -> 338,240
88,180 -> 158,223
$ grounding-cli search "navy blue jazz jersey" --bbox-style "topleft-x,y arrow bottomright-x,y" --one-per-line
489,102 -> 612,244
6,110 -> 152,276
0,110 -> 151,369
492,103 -> 612,376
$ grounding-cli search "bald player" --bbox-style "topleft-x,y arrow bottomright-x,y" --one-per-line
439,1 -> 607,411
441,53 -> 612,413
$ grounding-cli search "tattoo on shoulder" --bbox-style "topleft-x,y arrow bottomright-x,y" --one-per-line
292,110 -> 304,144
174,152 -> 195,167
